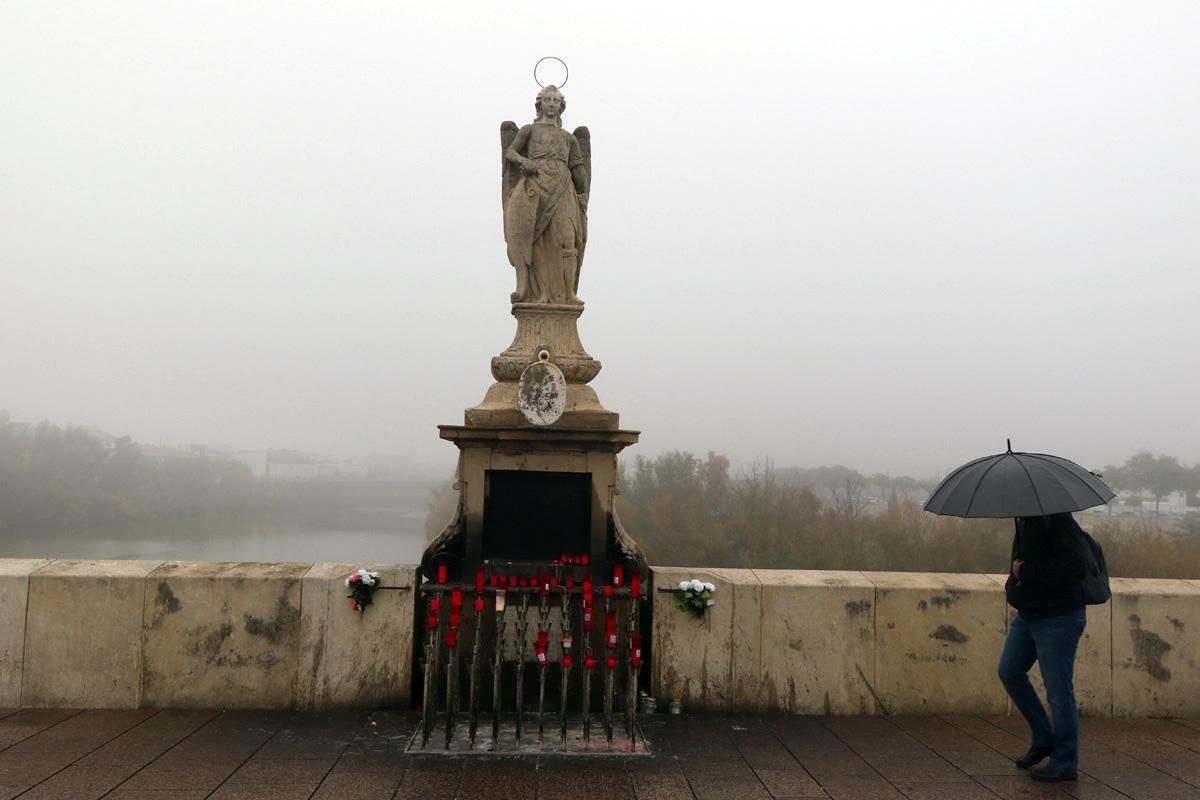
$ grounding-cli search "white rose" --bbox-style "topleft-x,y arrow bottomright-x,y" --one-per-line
678,580 -> 691,591
344,578 -> 351,588
690,579 -> 704,593
703,582 -> 716,593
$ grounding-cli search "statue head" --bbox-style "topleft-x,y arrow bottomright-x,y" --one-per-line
535,86 -> 566,127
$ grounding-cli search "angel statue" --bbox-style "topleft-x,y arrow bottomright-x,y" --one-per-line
501,85 -> 591,305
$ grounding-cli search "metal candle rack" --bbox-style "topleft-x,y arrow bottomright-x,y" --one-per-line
410,560 -> 648,754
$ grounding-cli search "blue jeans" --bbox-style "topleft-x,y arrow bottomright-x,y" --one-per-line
998,608 -> 1087,773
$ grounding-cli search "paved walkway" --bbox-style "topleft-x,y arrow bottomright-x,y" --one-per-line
0,708 -> 1198,799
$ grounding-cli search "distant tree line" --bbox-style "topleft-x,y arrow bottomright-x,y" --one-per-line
615,451 -> 1200,580
1102,452 -> 1200,516
0,414 -> 273,532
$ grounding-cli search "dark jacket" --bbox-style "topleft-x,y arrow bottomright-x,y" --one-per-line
1005,513 -> 1088,618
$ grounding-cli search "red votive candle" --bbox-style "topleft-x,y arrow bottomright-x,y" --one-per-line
632,633 -> 642,661
451,589 -> 463,609
566,577 -> 574,588
427,614 -> 437,630
474,598 -> 484,613
585,655 -> 595,670
536,647 -> 547,667
437,564 -> 447,584
607,656 -> 617,669
447,629 -> 458,648
603,586 -> 612,599
563,655 -> 573,668
581,553 -> 590,566
613,563 -> 623,587
631,573 -> 640,598
475,566 -> 485,595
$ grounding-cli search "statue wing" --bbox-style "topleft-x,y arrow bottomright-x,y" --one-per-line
501,121 -> 519,211
572,125 -> 591,191
573,126 -> 591,274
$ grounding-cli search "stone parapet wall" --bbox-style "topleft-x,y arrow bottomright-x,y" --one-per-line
0,559 -> 415,710
2,559 -> 1196,715
651,567 -> 1200,718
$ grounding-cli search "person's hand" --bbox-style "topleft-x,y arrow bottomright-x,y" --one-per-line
1012,559 -> 1023,578
520,159 -> 539,176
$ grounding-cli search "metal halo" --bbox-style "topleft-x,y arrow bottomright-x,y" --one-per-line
533,56 -> 568,89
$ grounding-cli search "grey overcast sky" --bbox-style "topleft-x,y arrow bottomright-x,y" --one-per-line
2,1 -> 1197,479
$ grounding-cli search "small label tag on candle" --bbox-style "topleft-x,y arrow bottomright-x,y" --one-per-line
562,635 -> 572,650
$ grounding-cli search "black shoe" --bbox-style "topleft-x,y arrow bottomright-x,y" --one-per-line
1031,766 -> 1077,782
1014,747 -> 1053,769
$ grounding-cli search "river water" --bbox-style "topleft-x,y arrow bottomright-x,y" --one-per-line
0,484 -> 436,564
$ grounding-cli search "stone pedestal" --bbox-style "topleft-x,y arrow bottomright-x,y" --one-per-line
427,425 -> 640,577
465,302 -> 616,430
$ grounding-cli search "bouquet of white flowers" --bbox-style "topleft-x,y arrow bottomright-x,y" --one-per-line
344,568 -> 381,614
674,578 -> 716,619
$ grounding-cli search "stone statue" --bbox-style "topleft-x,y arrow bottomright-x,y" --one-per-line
501,85 -> 591,305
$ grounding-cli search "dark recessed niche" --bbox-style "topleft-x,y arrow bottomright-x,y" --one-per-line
482,470 -> 590,561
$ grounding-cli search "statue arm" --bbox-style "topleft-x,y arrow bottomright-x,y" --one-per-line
505,125 -> 536,173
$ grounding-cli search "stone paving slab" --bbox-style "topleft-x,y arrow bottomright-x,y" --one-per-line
0,710 -> 1198,798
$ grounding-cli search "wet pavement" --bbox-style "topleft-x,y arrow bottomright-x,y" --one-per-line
0,707 -> 1198,799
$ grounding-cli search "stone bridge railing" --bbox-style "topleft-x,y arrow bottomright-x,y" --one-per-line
650,567 -> 1200,717
0,559 -> 1195,715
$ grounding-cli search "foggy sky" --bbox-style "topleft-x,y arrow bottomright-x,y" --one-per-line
2,1 -> 1198,479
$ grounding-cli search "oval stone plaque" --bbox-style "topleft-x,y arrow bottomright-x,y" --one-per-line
518,356 -> 567,426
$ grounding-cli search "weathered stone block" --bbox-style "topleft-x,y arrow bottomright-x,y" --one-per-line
650,566 -> 760,712
0,559 -> 52,706
298,563 -> 415,709
754,569 -> 876,714
1111,577 -> 1200,717
23,559 -> 162,708
866,571 -> 1007,714
141,561 -> 310,709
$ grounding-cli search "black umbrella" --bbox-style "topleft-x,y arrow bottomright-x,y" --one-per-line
924,440 -> 1115,518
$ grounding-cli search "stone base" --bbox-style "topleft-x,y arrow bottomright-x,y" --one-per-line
465,381 -> 618,429
491,303 -> 601,383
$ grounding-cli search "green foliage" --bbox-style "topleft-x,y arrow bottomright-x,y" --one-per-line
618,450 -> 1200,579
0,419 -> 273,533
674,585 -> 712,618
1120,451 -> 1190,516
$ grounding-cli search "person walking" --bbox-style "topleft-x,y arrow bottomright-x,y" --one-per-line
998,512 -> 1089,783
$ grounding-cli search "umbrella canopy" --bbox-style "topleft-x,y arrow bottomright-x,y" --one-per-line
924,440 -> 1115,518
